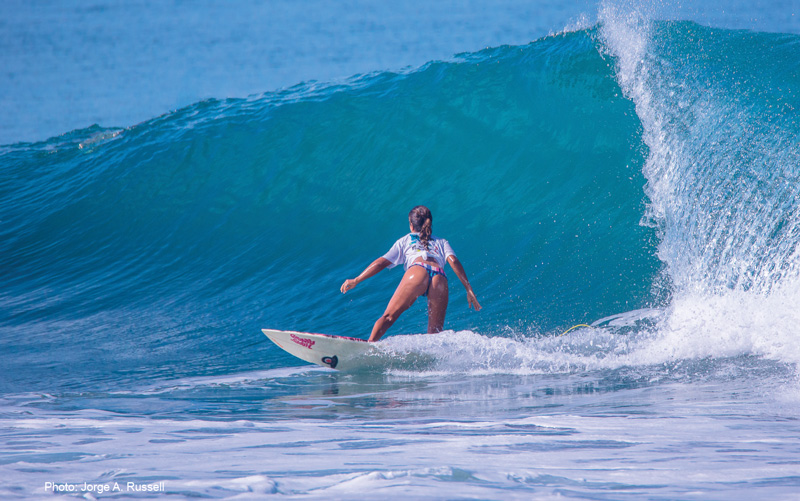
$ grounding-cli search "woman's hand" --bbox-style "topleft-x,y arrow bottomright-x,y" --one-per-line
467,289 -> 481,310
341,279 -> 358,294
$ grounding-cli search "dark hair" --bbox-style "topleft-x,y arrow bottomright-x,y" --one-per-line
409,205 -> 433,250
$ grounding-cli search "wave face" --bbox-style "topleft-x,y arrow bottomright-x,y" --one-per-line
2,18 -> 799,392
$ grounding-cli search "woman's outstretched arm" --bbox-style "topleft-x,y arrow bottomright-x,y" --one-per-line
447,255 -> 481,310
341,257 -> 391,294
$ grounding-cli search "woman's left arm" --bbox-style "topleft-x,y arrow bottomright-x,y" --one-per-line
446,255 -> 481,310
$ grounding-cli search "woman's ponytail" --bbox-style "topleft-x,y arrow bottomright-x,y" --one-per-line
420,217 -> 432,249
409,205 -> 433,250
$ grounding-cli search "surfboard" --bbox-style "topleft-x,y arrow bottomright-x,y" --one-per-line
262,329 -> 382,371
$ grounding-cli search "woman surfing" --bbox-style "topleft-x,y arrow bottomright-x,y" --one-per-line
341,206 -> 481,341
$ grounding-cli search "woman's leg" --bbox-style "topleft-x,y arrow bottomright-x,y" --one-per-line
369,266 -> 429,341
426,275 -> 449,333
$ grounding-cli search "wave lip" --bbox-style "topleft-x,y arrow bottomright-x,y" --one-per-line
599,3 -> 800,296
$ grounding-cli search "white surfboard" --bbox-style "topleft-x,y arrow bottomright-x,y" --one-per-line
262,329 -> 384,371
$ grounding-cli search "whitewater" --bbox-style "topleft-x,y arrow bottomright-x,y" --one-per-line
2,1 -> 800,499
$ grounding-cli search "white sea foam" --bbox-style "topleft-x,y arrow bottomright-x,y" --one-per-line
373,296 -> 798,377
640,288 -> 800,365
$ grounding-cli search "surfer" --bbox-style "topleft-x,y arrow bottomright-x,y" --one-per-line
341,205 -> 481,341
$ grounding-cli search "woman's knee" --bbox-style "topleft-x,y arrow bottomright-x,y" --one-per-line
380,311 -> 397,324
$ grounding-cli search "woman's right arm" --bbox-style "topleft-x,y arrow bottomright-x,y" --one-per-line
341,257 -> 391,294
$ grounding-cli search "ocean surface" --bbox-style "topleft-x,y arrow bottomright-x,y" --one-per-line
2,0 -> 800,499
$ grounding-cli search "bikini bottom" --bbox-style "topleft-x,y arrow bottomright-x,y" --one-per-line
410,263 -> 447,297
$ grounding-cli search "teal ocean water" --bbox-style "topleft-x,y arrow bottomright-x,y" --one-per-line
2,1 -> 800,499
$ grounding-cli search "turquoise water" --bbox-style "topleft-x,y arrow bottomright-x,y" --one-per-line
2,1 -> 800,499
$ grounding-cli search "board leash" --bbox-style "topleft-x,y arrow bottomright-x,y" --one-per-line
559,324 -> 593,336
